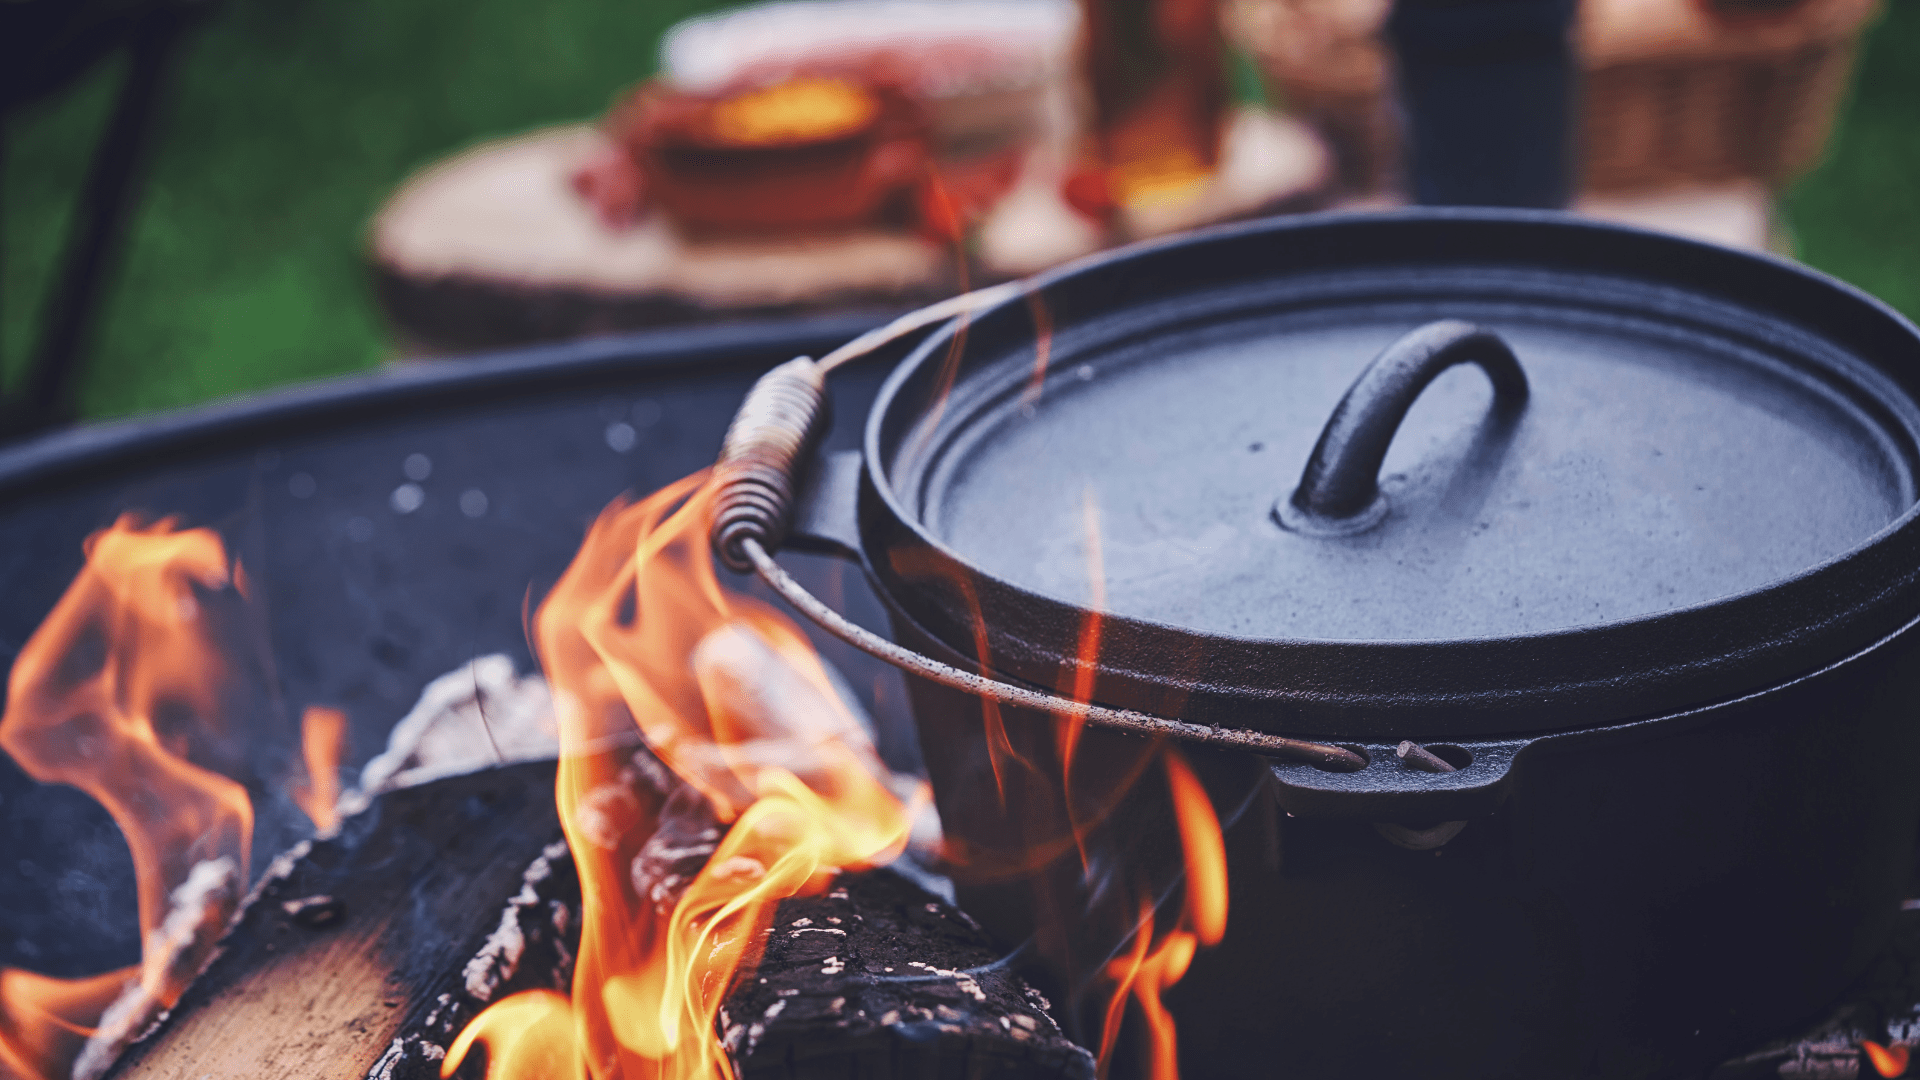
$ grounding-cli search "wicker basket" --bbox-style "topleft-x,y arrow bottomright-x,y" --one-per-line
1223,0 -> 1882,196
1582,0 -> 1879,191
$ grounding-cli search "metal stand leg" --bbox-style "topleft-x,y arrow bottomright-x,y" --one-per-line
6,4 -> 192,438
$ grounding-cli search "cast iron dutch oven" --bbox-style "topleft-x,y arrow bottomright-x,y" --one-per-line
709,209 -> 1920,1078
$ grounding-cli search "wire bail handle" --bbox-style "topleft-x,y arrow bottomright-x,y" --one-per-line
703,288 -> 1364,769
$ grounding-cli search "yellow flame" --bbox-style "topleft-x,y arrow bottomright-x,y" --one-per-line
448,478 -> 915,1080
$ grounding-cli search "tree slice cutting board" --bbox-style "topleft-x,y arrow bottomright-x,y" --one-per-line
371,111 -> 1331,355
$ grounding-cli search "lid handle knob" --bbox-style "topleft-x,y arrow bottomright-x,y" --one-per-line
1280,320 -> 1528,535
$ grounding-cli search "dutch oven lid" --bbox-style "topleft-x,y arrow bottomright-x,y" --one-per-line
860,212 -> 1920,736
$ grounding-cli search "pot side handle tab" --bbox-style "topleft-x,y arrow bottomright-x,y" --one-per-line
788,447 -> 865,560
1267,737 -> 1534,821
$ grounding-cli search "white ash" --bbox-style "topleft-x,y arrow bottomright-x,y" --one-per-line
904,960 -> 987,1002
367,1037 -> 408,1080
820,956 -> 845,975
72,858 -> 243,1080
241,838 -> 312,910
1023,988 -> 1066,1034
368,1035 -> 445,1080
462,908 -> 525,1004
343,655 -> 559,817
788,927 -> 847,938
463,841 -> 569,1002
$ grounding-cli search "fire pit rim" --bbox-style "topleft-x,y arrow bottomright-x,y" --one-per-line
0,312 -> 887,510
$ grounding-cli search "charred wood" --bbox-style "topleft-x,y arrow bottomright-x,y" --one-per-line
419,744 -> 1091,1080
102,761 -> 564,1080
722,868 -> 1095,1080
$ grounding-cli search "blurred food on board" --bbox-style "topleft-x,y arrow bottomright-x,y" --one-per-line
371,0 -> 1333,353
574,0 -> 1076,238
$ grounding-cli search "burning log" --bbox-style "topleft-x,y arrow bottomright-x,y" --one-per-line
363,838 -> 582,1080
74,859 -> 244,1080
721,868 -> 1095,1080
375,745 -> 702,1080
102,760 -> 566,1080
359,737 -> 1089,1080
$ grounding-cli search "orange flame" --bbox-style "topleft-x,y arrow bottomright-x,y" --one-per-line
0,970 -> 131,1080
1085,748 -> 1220,1080
887,474 -> 1222,1080
1059,488 -> 1106,778
1865,1040 -> 1912,1078
1108,930 -> 1197,1080
293,706 -> 348,834
1023,289 -> 1055,405
1097,899 -> 1155,1072
0,515 -> 254,1080
1164,750 -> 1226,947
448,475 -> 917,1080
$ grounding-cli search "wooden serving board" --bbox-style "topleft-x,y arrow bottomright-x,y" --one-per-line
370,111 -> 1331,354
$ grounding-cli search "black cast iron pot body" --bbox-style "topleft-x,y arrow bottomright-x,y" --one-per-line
783,210 -> 1920,1078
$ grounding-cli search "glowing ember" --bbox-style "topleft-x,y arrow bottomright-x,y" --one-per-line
294,705 -> 349,834
0,516 -> 253,1080
448,475 -> 919,1080
1866,1040 -> 1912,1078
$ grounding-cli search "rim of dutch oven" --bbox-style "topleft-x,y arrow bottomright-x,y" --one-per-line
856,208 -> 1920,738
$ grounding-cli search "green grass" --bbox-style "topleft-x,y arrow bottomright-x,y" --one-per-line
1781,0 -> 1920,321
4,0 -> 1917,421
4,0 -> 723,419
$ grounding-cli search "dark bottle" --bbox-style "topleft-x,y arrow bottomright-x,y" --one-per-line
1385,0 -> 1578,208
